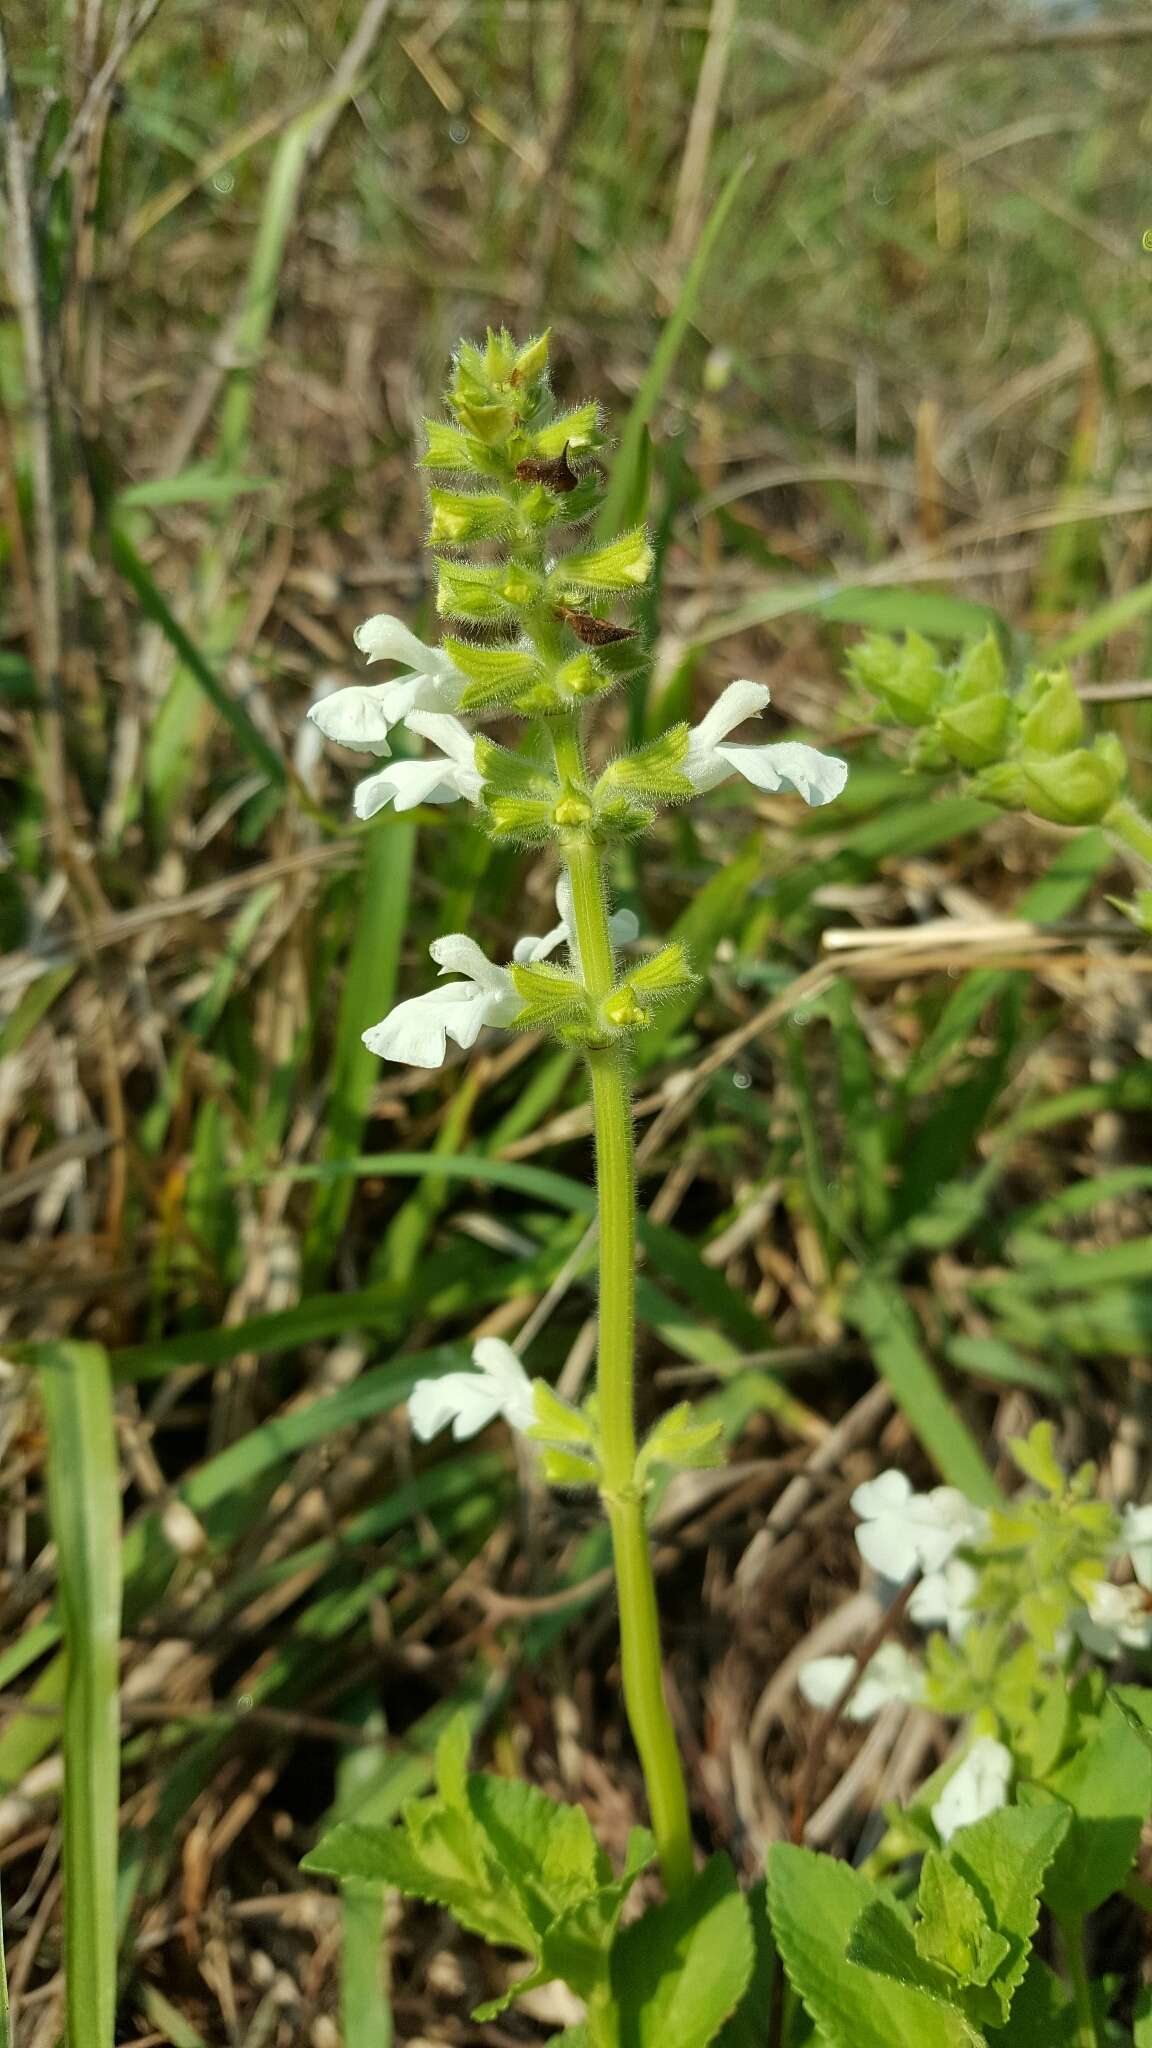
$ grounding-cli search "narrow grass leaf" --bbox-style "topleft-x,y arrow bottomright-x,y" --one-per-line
846,1274 -> 1001,1505
35,1342 -> 122,2048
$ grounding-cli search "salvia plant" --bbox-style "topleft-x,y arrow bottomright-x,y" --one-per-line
299,334 -> 1152,2047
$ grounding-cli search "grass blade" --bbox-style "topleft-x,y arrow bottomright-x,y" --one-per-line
35,1341 -> 122,2047
845,1274 -> 1001,1506
597,155 -> 749,537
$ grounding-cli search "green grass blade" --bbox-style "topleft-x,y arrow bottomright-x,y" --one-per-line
338,1715 -> 393,2048
305,821 -> 416,1277
35,1341 -> 122,2048
0,1868 -> 9,2048
597,155 -> 749,537
845,1274 -> 1001,1506
109,523 -> 286,787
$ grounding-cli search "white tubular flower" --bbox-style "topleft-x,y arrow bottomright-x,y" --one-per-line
363,934 -> 520,1067
684,680 -> 848,807
308,617 -> 466,756
798,1641 -> 923,1723
908,1557 -> 980,1641
409,1337 -> 536,1443
1075,1581 -> 1152,1660
931,1737 -> 1013,1843
513,874 -> 639,965
851,1470 -> 987,1582
1122,1503 -> 1152,1591
353,714 -> 483,817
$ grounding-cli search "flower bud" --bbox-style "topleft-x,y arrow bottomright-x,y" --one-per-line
933,688 -> 1012,770
1018,667 -> 1085,756
848,631 -> 943,726
1015,740 -> 1126,825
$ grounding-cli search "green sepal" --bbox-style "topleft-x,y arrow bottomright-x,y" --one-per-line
511,329 -> 551,387
1019,666 -> 1085,756
530,1380 -> 595,1445
510,961 -> 594,1033
453,396 -> 520,444
626,941 -> 697,1005
595,724 -> 693,806
556,651 -> 613,700
593,794 -> 657,841
636,1401 -> 725,1482
444,636 -> 546,710
428,488 -> 518,547
421,419 -> 497,474
953,630 -> 1007,701
1018,740 -> 1125,825
437,560 -> 521,621
474,732 -> 556,796
541,1446 -> 602,1487
848,629 -> 943,725
485,794 -> 561,844
551,526 -> 653,595
531,401 -> 602,458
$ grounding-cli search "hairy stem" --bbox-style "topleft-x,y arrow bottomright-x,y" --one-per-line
553,719 -> 693,1894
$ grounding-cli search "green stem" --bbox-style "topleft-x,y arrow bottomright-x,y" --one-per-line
1057,1912 -> 1099,2048
1105,796 -> 1152,872
552,722 -> 694,1895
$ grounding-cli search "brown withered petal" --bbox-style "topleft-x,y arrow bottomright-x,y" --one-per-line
553,604 -> 635,647
515,445 -> 579,493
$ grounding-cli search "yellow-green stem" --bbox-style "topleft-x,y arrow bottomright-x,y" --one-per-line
552,718 -> 694,1894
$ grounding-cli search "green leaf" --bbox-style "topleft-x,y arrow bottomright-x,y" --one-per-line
302,1820 -> 532,1950
1040,1694 -> 1152,1916
946,1804 -> 1070,2023
531,1381 -> 595,1445
914,1853 -> 1009,1986
637,1401 -> 725,1480
116,465 -> 275,508
1135,1985 -> 1152,2047
1006,1422 -> 1065,1494
715,1881 -> 775,2047
847,1898 -> 964,2007
766,1845 -> 976,2048
990,1958 -> 1078,2046
611,1855 -> 753,2048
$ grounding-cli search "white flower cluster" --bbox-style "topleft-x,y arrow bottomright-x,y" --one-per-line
797,1469 -> 1152,1841
307,616 -> 847,1068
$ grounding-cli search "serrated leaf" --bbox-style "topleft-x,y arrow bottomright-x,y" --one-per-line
847,1899 -> 966,2008
715,1881 -> 775,2047
554,527 -> 652,594
611,1856 -> 753,2048
914,1852 -> 1008,1986
1040,1694 -> 1152,1915
993,1958 -> 1079,2046
301,1820 -> 531,1950
946,1804 -> 1070,2025
766,1845 -> 977,2048
468,1773 -> 606,1919
1007,1421 -> 1064,1494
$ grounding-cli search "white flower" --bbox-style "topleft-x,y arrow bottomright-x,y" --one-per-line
908,1557 -> 980,1641
363,934 -> 520,1067
851,1469 -> 987,1583
684,680 -> 847,807
409,1337 -> 536,1442
353,713 -> 483,817
931,1737 -> 1012,1843
1075,1580 -> 1152,1660
512,875 -> 639,966
1122,1504 -> 1152,1592
798,1640 -> 923,1722
307,618 -> 466,755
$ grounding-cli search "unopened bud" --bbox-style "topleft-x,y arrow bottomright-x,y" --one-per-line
1019,668 -> 1085,757
554,793 -> 592,827
602,988 -> 650,1031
